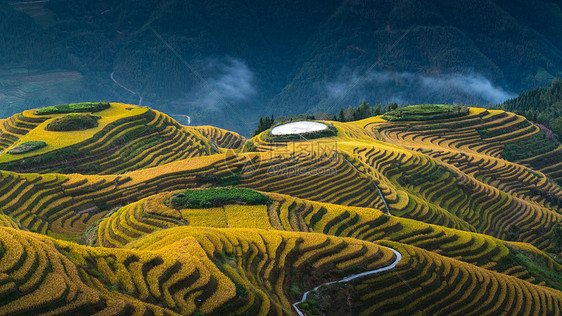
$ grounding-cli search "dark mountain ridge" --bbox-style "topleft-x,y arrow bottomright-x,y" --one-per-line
1,0 -> 561,134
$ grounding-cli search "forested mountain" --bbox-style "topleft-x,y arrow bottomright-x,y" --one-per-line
1,0 -> 562,134
502,78 -> 562,139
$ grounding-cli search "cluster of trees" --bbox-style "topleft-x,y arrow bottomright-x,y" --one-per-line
502,78 -> 562,139
35,102 -> 110,115
169,187 -> 269,208
252,115 -> 275,136
335,101 -> 398,122
45,114 -> 100,131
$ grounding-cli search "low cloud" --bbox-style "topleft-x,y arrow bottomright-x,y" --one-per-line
410,73 -> 517,104
324,70 -> 516,106
185,57 -> 256,110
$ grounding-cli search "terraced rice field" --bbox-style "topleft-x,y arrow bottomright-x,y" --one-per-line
0,103 -> 212,174
0,103 -> 561,314
193,125 -> 245,150
98,191 -> 562,289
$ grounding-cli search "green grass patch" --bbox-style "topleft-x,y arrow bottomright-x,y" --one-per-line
7,141 -> 47,154
497,247 -> 562,291
501,132 -> 559,161
45,113 -> 100,131
169,187 -> 269,208
383,104 -> 469,121
35,101 -> 110,115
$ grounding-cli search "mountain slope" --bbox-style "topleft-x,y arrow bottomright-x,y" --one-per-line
0,102 -> 214,174
0,225 -> 560,315
0,102 -> 561,314
2,0 -> 562,132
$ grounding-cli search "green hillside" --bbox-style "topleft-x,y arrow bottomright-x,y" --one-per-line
502,77 -> 562,139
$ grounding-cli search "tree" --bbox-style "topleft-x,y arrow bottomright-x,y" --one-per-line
358,99 -> 370,118
373,103 -> 382,116
253,117 -> 264,136
551,117 -> 562,138
251,114 -> 275,136
338,108 -> 345,122
344,106 -> 354,122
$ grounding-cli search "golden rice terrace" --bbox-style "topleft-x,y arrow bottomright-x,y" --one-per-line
0,102 -> 560,315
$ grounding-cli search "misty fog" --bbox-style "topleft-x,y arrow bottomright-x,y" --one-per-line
323,69 -> 517,109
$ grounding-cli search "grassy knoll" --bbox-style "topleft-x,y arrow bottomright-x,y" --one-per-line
170,187 -> 270,208
35,101 -> 110,115
382,104 -> 469,121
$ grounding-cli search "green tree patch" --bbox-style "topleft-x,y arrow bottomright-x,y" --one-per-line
169,187 -> 269,208
383,104 -> 469,121
35,101 -> 110,115
45,114 -> 100,131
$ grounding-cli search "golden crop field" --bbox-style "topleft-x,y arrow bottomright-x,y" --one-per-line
0,103 -> 560,315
